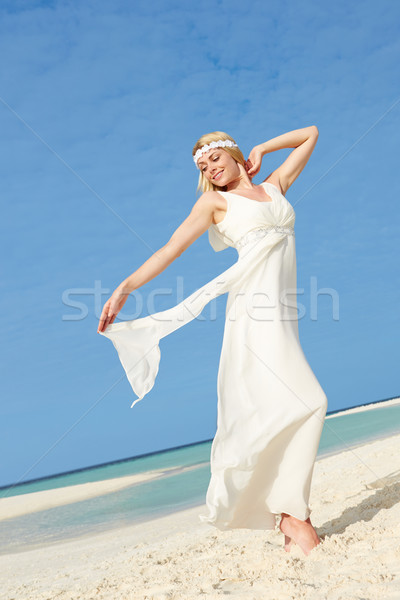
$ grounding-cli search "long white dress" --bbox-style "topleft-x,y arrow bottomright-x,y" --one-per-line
99,181 -> 328,531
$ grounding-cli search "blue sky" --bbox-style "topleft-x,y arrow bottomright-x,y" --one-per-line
0,0 -> 399,486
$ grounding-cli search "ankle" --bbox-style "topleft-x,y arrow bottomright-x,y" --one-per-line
281,513 -> 308,525
281,512 -> 299,521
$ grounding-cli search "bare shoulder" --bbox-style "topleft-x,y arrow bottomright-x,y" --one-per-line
195,190 -> 227,226
262,171 -> 287,196
195,190 -> 226,211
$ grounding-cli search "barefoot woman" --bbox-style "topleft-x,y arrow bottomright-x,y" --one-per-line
98,126 -> 328,556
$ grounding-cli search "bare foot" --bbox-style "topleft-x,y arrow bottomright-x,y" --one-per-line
284,534 -> 295,552
283,517 -> 313,552
279,514 -> 320,556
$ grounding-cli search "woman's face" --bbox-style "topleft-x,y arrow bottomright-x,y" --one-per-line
197,149 -> 241,187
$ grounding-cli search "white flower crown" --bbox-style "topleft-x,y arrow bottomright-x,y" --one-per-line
193,140 -> 238,167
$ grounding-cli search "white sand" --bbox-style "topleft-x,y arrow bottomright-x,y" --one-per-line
0,464 -> 206,521
1,432 -> 400,599
325,396 -> 400,419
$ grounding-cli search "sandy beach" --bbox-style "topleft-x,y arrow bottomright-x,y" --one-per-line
0,463 -> 205,521
1,432 -> 400,599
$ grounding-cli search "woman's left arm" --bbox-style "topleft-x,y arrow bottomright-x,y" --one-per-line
247,126 -> 319,193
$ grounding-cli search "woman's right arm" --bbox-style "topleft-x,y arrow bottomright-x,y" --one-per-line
97,192 -> 217,332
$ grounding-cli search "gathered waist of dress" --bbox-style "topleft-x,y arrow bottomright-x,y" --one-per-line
235,225 -> 295,251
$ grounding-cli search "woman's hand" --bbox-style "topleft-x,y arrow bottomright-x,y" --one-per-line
246,145 -> 264,178
97,283 -> 131,333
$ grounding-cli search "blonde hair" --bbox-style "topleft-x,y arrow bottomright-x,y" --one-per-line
192,131 -> 245,194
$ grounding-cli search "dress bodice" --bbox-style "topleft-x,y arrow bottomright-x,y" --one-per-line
101,183 -> 298,407
208,182 -> 296,253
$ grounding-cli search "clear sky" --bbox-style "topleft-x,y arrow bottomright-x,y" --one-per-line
0,0 -> 399,487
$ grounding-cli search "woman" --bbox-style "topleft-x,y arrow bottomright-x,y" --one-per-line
97,126 -> 328,556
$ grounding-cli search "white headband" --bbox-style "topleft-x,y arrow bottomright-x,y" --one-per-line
193,140 -> 238,167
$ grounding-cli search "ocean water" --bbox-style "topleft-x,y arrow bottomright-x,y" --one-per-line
0,399 -> 399,555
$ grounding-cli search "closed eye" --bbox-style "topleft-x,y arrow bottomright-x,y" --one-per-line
201,153 -> 220,172
202,156 -> 219,172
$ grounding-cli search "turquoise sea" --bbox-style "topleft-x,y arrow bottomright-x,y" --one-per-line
0,397 -> 399,555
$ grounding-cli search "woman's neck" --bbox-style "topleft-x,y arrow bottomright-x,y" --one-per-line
226,172 -> 254,192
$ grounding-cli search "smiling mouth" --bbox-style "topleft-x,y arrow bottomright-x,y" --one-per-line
213,171 -> 223,181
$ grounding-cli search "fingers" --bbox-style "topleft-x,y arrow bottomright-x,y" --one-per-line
97,314 -> 106,333
247,165 -> 259,176
97,315 -> 110,333
97,301 -> 115,333
246,148 -> 262,177
246,157 -> 260,176
97,289 -> 126,332
245,159 -> 254,174
103,311 -> 115,331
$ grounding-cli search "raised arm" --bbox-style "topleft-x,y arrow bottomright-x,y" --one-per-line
247,126 -> 319,195
97,192 -> 216,333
